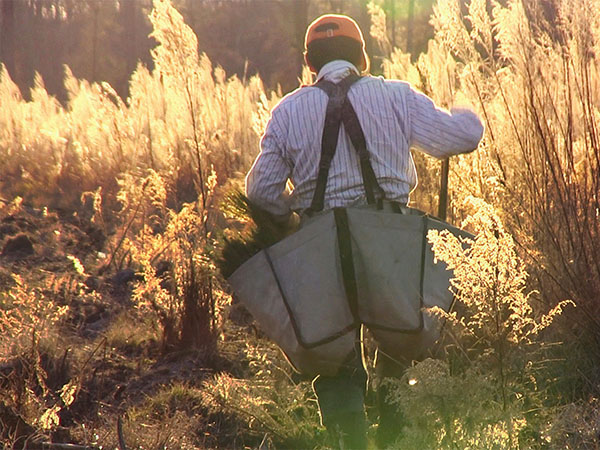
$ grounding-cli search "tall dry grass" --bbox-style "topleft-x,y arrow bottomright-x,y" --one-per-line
0,0 -> 276,355
0,0 -> 273,215
370,0 -> 600,446
0,1 -> 275,442
381,0 -> 600,339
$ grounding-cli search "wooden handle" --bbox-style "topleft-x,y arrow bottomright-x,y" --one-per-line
438,158 -> 450,221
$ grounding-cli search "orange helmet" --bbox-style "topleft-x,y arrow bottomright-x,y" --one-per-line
304,14 -> 368,71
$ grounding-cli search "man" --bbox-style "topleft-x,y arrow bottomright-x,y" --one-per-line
246,14 -> 483,448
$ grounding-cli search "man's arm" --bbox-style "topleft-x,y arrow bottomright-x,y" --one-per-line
406,87 -> 484,158
245,107 -> 293,219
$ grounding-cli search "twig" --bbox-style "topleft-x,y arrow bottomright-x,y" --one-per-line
81,337 -> 107,373
258,434 -> 270,450
40,444 -> 99,450
438,158 -> 450,221
104,197 -> 144,271
117,416 -> 128,450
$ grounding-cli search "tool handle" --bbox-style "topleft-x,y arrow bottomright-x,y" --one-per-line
438,158 -> 450,221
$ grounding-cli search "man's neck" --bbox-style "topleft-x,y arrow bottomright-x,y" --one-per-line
316,60 -> 359,83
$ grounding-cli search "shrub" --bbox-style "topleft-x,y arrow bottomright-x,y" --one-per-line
0,274 -> 78,443
123,171 -> 221,350
382,198 -> 572,449
200,340 -> 321,449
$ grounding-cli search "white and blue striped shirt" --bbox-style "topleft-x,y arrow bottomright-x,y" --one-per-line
246,60 -> 484,216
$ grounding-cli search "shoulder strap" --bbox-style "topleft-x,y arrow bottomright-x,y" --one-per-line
307,74 -> 358,214
341,89 -> 386,206
307,73 -> 385,214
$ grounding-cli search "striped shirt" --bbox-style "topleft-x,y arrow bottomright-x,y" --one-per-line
246,60 -> 484,216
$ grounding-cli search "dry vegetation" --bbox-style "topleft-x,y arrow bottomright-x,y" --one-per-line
0,0 -> 599,448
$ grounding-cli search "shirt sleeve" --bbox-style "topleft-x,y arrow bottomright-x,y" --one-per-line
245,106 -> 293,217
406,87 -> 484,158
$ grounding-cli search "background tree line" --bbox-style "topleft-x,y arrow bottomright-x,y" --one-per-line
0,0 -> 434,102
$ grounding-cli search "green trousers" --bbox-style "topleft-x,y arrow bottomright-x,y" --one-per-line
311,328 -> 408,448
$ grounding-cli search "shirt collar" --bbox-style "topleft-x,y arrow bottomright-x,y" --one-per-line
316,60 -> 359,83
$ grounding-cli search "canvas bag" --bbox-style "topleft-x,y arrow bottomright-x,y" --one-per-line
228,74 -> 471,376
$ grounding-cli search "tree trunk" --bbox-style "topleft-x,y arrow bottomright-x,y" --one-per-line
0,0 -> 16,76
387,0 -> 396,48
119,0 -> 137,99
406,0 -> 415,55
293,0 -> 309,68
331,0 -> 345,13
91,1 -> 99,81
293,0 -> 309,48
121,0 -> 137,67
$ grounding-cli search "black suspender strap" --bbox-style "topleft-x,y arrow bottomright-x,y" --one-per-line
307,73 -> 385,215
307,75 -> 357,213
341,93 -> 386,205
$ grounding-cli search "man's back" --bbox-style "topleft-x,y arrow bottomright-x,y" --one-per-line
246,59 -> 483,215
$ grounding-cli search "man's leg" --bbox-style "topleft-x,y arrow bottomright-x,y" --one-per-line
312,329 -> 367,449
374,349 -> 409,448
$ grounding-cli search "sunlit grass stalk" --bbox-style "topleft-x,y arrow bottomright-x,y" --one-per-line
184,79 -> 209,237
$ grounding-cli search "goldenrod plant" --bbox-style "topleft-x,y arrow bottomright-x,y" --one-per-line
376,199 -> 572,449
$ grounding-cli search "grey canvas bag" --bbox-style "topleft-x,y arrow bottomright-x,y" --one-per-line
228,74 -> 471,376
